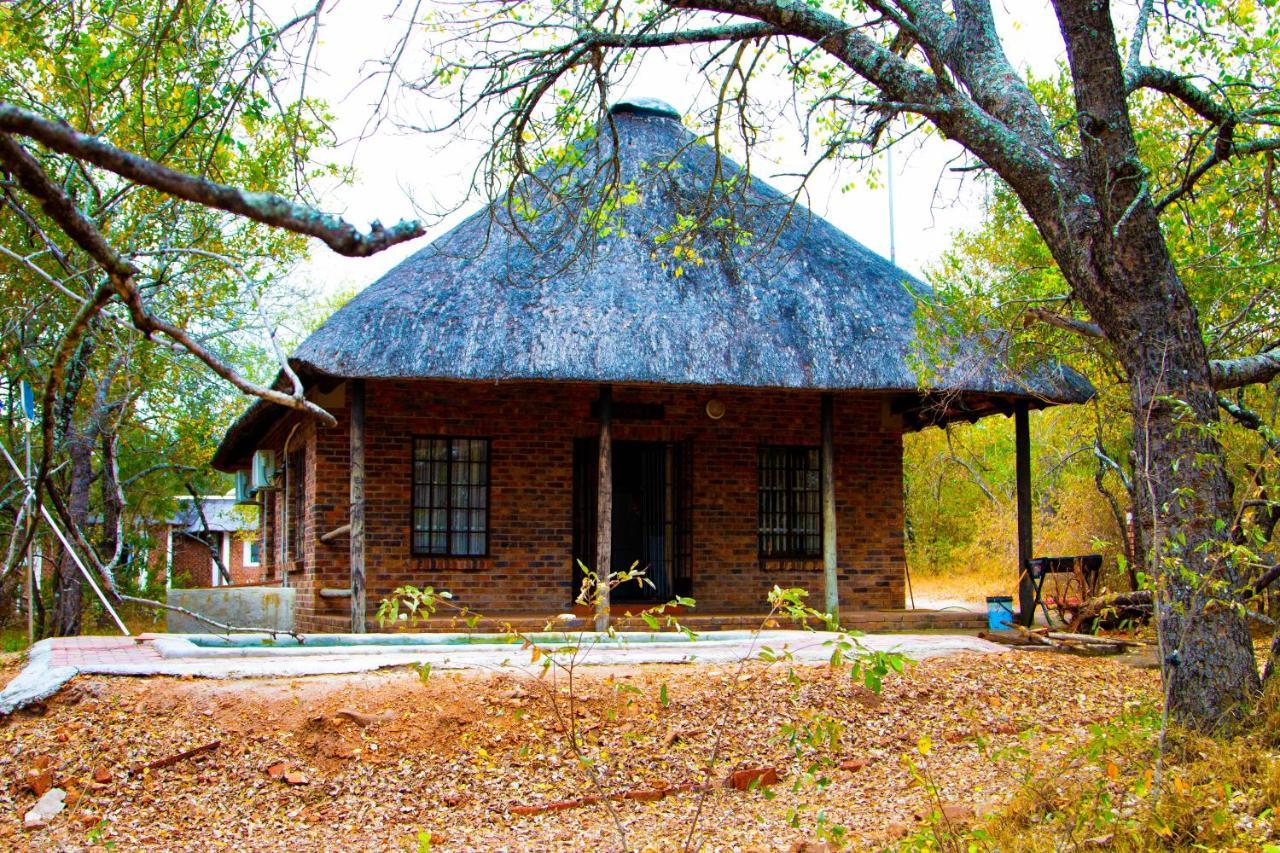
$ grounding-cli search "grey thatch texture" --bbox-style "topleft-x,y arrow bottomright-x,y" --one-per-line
213,99 -> 1092,470
295,105 -> 1089,396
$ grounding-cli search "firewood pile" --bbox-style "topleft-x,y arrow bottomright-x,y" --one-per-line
978,624 -> 1144,656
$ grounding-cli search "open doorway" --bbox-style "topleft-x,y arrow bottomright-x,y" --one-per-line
572,439 -> 691,604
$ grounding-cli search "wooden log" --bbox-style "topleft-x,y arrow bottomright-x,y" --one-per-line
1069,565 -> 1276,633
318,523 -> 350,544
1071,589 -> 1153,632
349,380 -> 366,634
1046,631 -> 1143,647
1014,401 -> 1034,626
132,740 -> 221,774
1011,625 -> 1055,646
594,385 -> 612,633
820,393 -> 839,618
979,629 -> 1058,648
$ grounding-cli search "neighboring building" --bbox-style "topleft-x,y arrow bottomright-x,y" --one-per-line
212,98 -> 1093,633
150,495 -> 264,588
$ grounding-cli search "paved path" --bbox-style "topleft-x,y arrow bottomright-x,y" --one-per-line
1,631 -> 1006,715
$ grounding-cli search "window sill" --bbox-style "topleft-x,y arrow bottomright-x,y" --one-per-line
411,555 -> 493,571
759,556 -> 823,570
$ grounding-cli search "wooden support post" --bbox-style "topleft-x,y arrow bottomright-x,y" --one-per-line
349,380 -> 367,634
595,385 -> 613,633
1015,400 -> 1035,626
821,393 -> 839,619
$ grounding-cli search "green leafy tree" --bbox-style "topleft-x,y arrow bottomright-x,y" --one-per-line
919,67 -> 1279,603
0,1 -> 366,633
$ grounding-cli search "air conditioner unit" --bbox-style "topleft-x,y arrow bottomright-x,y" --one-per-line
251,450 -> 277,491
234,469 -> 254,504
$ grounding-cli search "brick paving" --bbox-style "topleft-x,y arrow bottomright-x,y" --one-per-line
48,636 -> 164,668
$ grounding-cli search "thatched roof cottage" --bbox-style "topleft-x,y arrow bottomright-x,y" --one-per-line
213,98 -> 1092,633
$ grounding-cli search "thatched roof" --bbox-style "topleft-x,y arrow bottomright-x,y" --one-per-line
213,98 -> 1092,470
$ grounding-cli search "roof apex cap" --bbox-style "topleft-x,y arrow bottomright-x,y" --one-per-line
609,97 -> 681,121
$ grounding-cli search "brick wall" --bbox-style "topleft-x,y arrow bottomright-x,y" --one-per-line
254,381 -> 907,631
168,530 -> 264,587
226,533 -> 266,585
171,533 -> 213,587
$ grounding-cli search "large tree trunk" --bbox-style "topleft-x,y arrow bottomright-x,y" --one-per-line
1122,335 -> 1260,722
1037,0 -> 1261,727
52,430 -> 91,636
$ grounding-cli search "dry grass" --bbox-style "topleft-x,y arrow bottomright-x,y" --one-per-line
908,562 -> 1011,605
911,655 -> 1280,852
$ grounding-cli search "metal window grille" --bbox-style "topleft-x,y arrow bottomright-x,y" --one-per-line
758,445 -> 821,557
412,437 -> 489,556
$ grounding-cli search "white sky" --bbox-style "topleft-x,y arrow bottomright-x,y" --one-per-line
273,1 -> 1078,310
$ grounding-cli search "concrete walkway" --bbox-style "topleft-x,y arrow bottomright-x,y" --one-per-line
0,630 -> 1006,715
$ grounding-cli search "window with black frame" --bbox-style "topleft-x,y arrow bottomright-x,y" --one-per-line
412,437 -> 489,556
758,445 -> 822,558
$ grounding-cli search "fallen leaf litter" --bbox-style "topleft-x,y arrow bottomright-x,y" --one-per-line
0,650 -> 1157,850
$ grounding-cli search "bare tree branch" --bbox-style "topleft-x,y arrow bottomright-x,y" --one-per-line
1218,394 -> 1280,455
1155,136 -> 1280,212
1125,0 -> 1156,73
1024,306 -> 1105,338
185,486 -> 232,586
1211,347 -> 1280,391
1125,65 -> 1234,125
0,102 -> 424,257
1027,308 -> 1280,389
0,132 -> 337,427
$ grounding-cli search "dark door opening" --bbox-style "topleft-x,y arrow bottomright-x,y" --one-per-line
573,439 -> 691,604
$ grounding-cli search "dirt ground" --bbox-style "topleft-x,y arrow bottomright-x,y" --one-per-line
0,648 -> 1158,851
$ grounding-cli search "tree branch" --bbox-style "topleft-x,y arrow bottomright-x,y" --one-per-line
1210,348 -> 1280,391
662,0 -> 943,108
0,102 -> 423,257
1024,306 -> 1104,338
0,132 -> 337,427
1125,0 -> 1156,73
1026,307 -> 1280,390
583,21 -> 780,48
1217,396 -> 1280,458
1155,136 -> 1280,213
185,486 -> 232,586
1125,65 -> 1233,125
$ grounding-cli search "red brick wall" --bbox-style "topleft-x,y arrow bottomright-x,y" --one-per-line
171,533 -> 213,587
254,381 -> 906,631
167,530 -> 265,587
227,533 -> 267,585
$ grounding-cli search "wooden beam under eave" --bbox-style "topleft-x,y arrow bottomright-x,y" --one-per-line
821,393 -> 839,619
349,380 -> 367,634
595,385 -> 613,632
1014,400 -> 1035,626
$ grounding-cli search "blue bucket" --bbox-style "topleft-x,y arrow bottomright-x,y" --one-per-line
986,595 -> 1014,631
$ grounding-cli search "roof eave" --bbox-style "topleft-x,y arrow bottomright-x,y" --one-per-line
210,370 -> 1094,470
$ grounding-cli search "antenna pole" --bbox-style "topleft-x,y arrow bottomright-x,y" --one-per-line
886,144 -> 897,265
